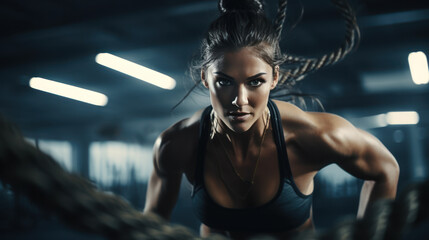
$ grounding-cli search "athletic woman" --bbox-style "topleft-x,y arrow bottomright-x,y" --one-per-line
144,0 -> 399,239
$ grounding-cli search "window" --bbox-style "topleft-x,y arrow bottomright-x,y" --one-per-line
38,140 -> 73,171
89,141 -> 153,186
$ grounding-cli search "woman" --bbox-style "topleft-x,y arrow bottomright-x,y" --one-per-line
144,0 -> 399,239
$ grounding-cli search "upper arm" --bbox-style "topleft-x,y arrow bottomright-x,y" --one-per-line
143,137 -> 181,220
312,114 -> 399,185
334,128 -> 399,183
298,112 -> 399,184
143,120 -> 195,220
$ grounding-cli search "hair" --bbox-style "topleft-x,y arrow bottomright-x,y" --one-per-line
173,0 -> 360,110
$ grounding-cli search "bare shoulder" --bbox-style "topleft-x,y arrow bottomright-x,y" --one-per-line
153,109 -> 205,175
272,100 -> 363,163
272,99 -> 316,130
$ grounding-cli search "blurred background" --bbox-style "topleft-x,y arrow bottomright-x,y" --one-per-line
0,0 -> 428,239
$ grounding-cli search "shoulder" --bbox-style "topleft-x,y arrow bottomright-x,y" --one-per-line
272,100 -> 398,179
272,99 -> 362,163
157,109 -> 204,145
153,108 -> 207,175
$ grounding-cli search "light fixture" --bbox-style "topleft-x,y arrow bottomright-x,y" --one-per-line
408,51 -> 429,85
29,77 -> 108,106
386,111 -> 419,125
95,53 -> 176,90
351,111 -> 420,129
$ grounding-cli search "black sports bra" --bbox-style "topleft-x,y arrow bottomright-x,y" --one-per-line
191,100 -> 313,232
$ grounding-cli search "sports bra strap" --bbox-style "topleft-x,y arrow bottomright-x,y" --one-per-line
267,99 -> 293,180
193,106 -> 213,195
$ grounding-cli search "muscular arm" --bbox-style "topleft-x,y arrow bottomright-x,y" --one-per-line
144,157 -> 182,220
143,113 -> 201,220
296,112 -> 399,218
143,118 -> 197,220
143,136 -> 182,220
339,129 -> 399,218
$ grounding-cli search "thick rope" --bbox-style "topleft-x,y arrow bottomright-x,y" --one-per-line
292,181 -> 429,240
274,0 -> 288,42
1,115 -> 428,240
0,116 -> 226,240
274,0 -> 360,84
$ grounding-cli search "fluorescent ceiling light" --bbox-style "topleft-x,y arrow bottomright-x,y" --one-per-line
386,111 -> 419,125
349,114 -> 387,129
95,53 -> 176,90
408,51 -> 429,85
350,111 -> 419,129
29,77 -> 108,106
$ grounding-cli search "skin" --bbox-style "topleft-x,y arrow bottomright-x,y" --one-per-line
143,47 -> 400,239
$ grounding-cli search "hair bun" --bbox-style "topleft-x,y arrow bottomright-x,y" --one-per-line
218,0 -> 264,14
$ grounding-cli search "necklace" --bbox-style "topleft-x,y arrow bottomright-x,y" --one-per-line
211,108 -> 270,186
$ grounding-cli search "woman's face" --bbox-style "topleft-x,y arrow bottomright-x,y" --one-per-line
202,47 -> 278,133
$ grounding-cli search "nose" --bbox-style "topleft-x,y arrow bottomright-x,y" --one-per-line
231,84 -> 248,108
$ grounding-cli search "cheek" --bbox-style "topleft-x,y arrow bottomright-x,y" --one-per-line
208,85 -> 232,106
249,85 -> 271,102
211,83 -> 230,98
248,88 -> 271,114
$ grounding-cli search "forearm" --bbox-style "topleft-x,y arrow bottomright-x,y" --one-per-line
143,170 -> 182,221
357,175 -> 398,218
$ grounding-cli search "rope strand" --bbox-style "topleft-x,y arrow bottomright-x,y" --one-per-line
274,0 -> 360,85
274,0 -> 288,41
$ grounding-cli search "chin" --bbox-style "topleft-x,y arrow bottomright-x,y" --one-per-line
231,128 -> 247,134
228,122 -> 252,133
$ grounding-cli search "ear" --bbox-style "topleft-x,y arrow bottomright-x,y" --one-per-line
270,65 -> 279,90
201,69 -> 209,89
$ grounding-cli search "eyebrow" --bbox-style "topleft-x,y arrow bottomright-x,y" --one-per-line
214,72 -> 266,80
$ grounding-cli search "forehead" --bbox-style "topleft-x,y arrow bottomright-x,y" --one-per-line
208,47 -> 272,74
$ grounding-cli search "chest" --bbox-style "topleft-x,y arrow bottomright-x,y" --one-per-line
197,132 -> 314,209
206,134 -> 279,207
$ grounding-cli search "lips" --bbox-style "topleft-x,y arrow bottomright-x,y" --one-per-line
227,111 -> 251,121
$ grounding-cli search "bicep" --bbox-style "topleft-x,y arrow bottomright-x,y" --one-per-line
299,112 -> 399,201
143,136 -> 184,220
335,129 -> 399,184
305,113 -> 398,180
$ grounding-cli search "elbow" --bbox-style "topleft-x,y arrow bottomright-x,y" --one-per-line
385,156 -> 400,185
371,151 -> 399,184
376,156 -> 400,198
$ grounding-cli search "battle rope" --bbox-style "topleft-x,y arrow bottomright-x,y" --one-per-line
274,0 -> 360,84
0,116 -> 226,240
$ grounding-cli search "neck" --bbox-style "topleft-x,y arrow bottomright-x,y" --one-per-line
212,108 -> 270,160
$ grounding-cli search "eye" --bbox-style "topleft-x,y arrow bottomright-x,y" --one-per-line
216,78 -> 232,87
248,78 -> 265,87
